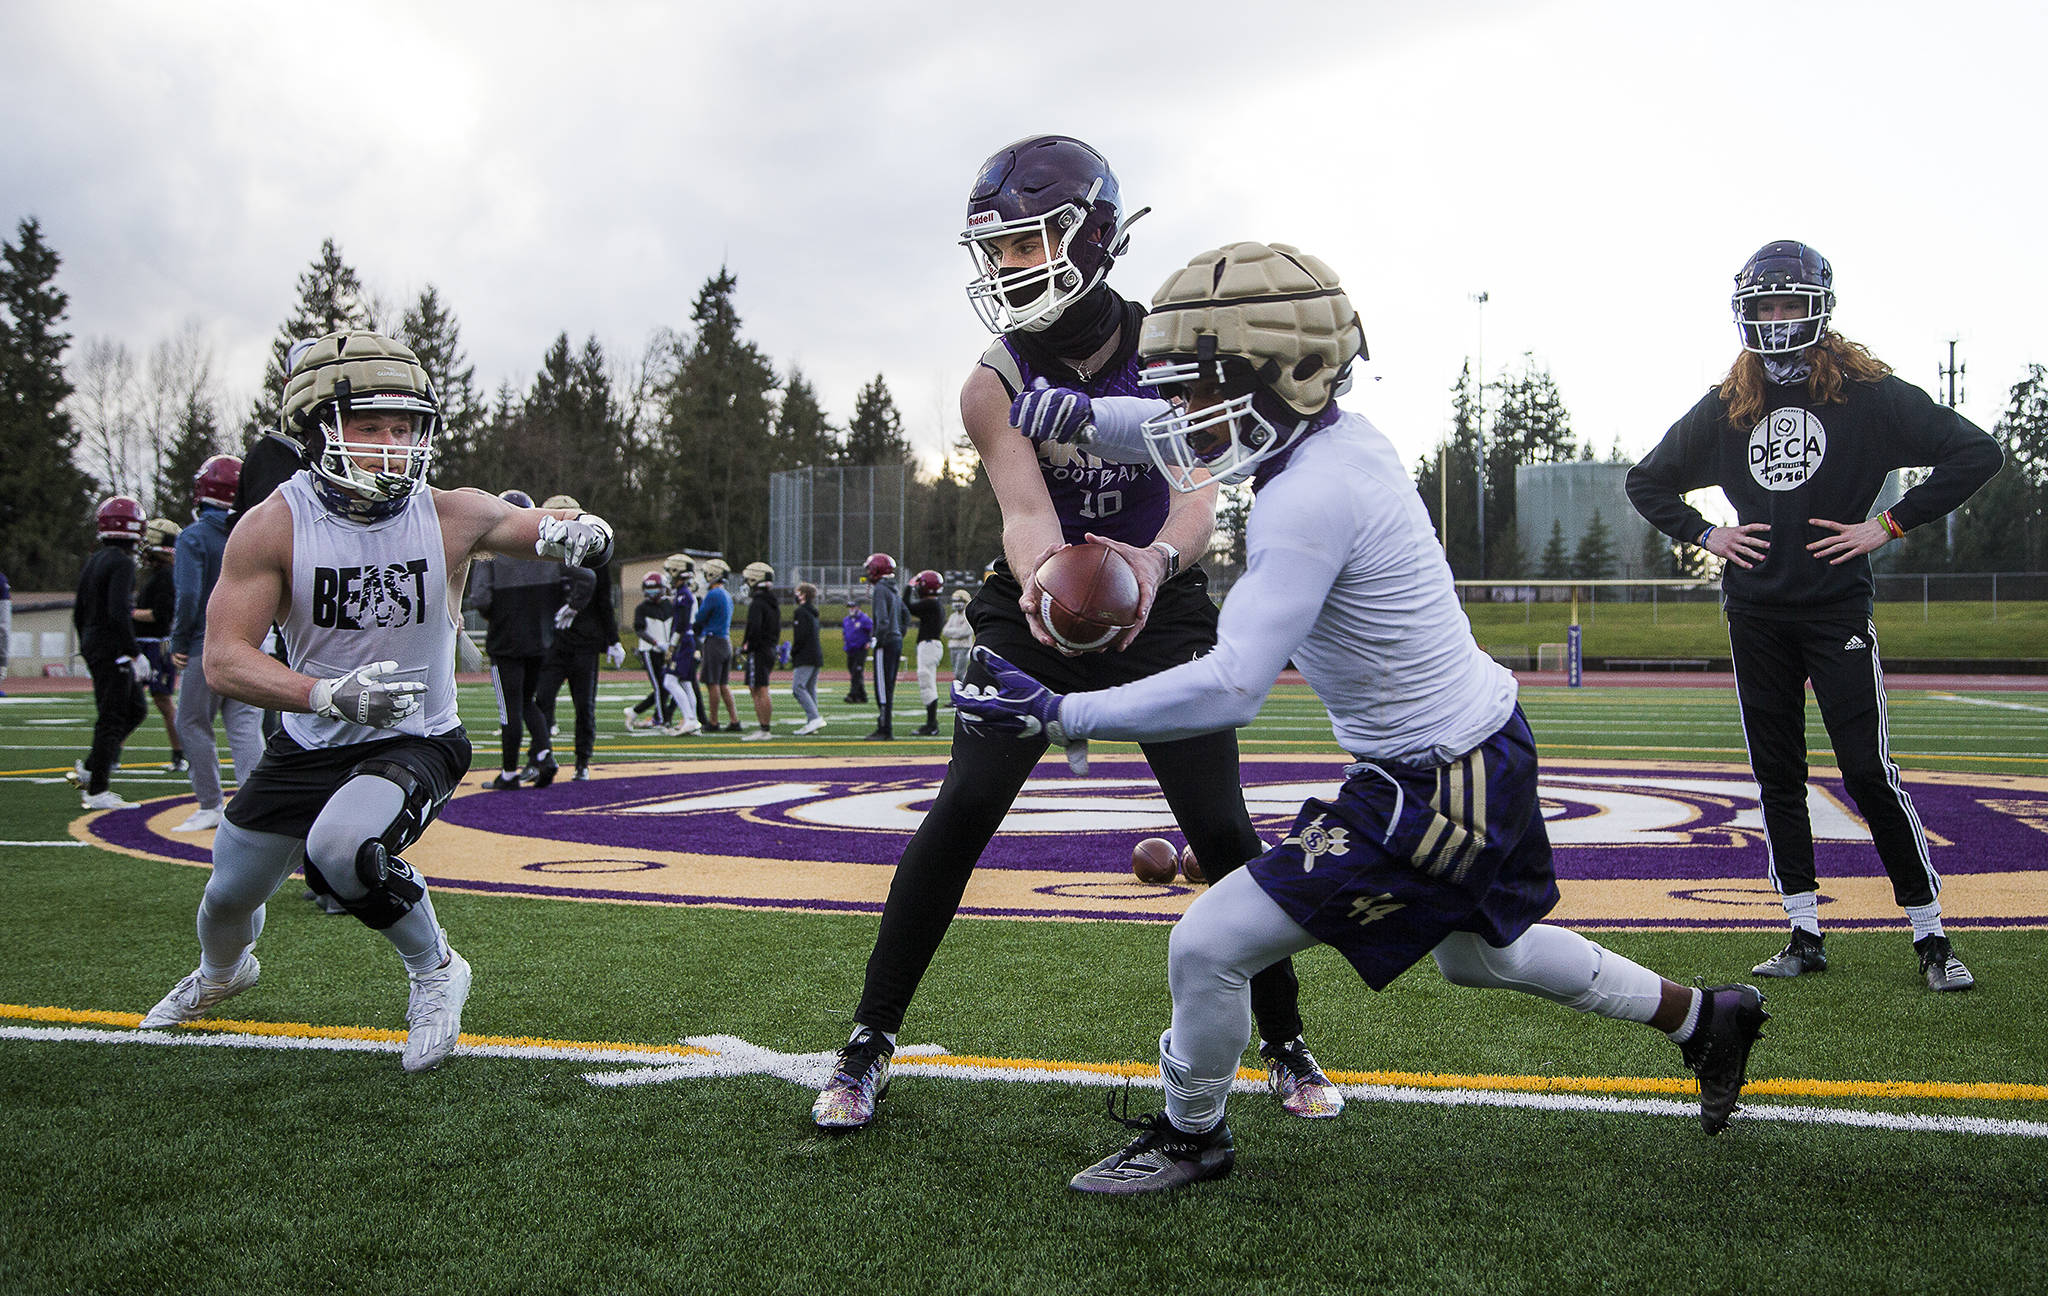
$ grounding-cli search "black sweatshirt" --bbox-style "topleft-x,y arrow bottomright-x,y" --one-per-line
1628,374 -> 2002,619
74,544 -> 138,659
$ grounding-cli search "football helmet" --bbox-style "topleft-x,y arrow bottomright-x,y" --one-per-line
951,588 -> 971,606
1136,242 -> 1365,492
280,330 -> 441,520
701,557 -> 731,584
663,552 -> 695,586
863,553 -> 896,583
911,569 -> 942,597
142,517 -> 182,560
96,495 -> 144,541
498,489 -> 533,508
541,494 -> 580,511
742,560 -> 774,587
642,571 -> 666,596
961,135 -> 1149,335
193,454 -> 241,512
1732,240 -> 1834,355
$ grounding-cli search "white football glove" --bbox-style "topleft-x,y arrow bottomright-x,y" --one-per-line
606,643 -> 626,669
536,513 -> 613,567
553,604 -> 578,630
121,654 -> 153,685
309,661 -> 427,729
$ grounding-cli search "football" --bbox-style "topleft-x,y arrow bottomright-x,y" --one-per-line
1179,844 -> 1206,884
1132,837 -> 1178,884
1035,542 -> 1141,653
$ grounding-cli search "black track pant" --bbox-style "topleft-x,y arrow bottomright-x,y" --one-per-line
83,651 -> 147,792
534,645 -> 600,770
1729,611 -> 1938,908
489,654 -> 548,772
633,649 -> 673,726
854,565 -> 1302,1042
872,639 -> 902,714
845,648 -> 868,702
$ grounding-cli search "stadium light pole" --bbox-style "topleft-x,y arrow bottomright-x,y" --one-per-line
1471,291 -> 1488,579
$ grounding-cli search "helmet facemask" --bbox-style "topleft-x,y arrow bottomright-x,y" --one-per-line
1731,241 -> 1835,356
1137,353 -> 1304,493
311,380 -> 438,516
963,199 -> 1109,334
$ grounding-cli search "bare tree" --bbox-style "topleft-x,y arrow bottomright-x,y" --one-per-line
71,336 -> 147,502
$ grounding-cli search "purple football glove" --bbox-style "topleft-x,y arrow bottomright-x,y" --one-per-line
951,646 -> 1071,744
1009,379 -> 1093,446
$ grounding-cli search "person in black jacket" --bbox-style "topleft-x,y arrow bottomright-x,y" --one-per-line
531,494 -> 623,782
788,581 -> 825,734
1627,240 -> 2003,993
738,561 -> 781,742
133,517 -> 186,772
71,496 -> 152,808
464,488 -> 562,788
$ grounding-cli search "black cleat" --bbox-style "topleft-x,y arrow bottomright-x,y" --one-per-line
1070,1091 -> 1235,1195
483,771 -> 522,791
1915,934 -> 1976,992
1679,983 -> 1769,1135
1752,928 -> 1826,978
524,752 -> 560,788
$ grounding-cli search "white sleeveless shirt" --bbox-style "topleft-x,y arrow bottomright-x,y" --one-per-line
276,472 -> 461,748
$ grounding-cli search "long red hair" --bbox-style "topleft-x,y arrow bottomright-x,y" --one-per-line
1718,332 -> 1892,427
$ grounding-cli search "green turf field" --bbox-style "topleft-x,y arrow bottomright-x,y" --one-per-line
1460,597 -> 2048,661
4,675 -> 2046,1295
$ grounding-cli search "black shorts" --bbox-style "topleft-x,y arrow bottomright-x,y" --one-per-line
743,649 -> 776,689
226,726 -> 472,842
699,635 -> 732,685
965,559 -> 1221,693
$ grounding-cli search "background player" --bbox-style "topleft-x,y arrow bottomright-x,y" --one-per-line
463,488 -> 560,788
70,496 -> 150,809
169,455 -> 264,830
861,552 -> 907,740
693,558 -> 739,732
906,568 -> 946,736
134,517 -> 186,772
626,571 -> 676,732
812,138 -> 1334,1132
1627,241 -> 2002,992
138,329 -> 615,1073
954,242 -> 1770,1193
738,560 -> 780,741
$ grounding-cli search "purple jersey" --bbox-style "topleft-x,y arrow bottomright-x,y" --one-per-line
981,334 -> 1170,548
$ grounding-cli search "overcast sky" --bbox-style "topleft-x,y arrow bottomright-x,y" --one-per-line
5,0 -> 2042,486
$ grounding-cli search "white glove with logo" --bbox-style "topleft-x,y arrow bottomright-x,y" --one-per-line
536,513 -> 614,567
309,661 -> 426,729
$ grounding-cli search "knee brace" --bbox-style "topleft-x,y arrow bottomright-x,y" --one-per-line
305,840 -> 425,930
353,756 -> 445,854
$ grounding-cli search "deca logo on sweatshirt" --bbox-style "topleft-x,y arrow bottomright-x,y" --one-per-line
1749,408 -> 1827,491
311,560 -> 431,629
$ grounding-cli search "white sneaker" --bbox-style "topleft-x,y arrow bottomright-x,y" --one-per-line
402,944 -> 472,1073
678,721 -> 703,735
740,728 -> 774,742
795,718 -> 826,735
172,807 -> 223,832
623,707 -> 651,731
67,759 -> 86,788
82,789 -> 135,810
140,954 -> 259,1027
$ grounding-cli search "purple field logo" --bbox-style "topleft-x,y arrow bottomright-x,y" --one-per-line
83,756 -> 2048,929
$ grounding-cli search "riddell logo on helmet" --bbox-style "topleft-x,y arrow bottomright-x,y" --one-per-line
371,365 -> 407,379
966,210 -> 1000,230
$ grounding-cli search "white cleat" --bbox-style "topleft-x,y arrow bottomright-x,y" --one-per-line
172,807 -> 223,832
795,718 -> 827,735
140,954 -> 260,1028
623,707 -> 651,731
82,789 -> 136,811
402,946 -> 472,1073
740,728 -> 774,741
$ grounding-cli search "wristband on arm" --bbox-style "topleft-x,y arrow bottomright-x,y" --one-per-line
1880,511 -> 1907,540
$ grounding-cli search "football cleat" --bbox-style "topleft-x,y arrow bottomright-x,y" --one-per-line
1260,1036 -> 1345,1119
140,954 -> 260,1028
1070,1093 -> 1235,1195
81,789 -> 136,811
812,1029 -> 894,1131
1678,983 -> 1769,1135
623,707 -> 651,731
741,728 -> 774,742
401,944 -> 472,1073
1914,934 -> 1976,992
572,766 -> 590,781
172,807 -> 223,832
524,752 -> 559,788
1752,928 -> 1826,978
482,771 -> 522,791
167,755 -> 189,774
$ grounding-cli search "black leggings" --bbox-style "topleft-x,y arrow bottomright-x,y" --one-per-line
490,654 -> 549,772
854,565 -> 1301,1042
534,647 -> 600,768
83,652 -> 147,792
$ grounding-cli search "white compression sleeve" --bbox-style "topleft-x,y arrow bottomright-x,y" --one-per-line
1431,927 -> 1664,1024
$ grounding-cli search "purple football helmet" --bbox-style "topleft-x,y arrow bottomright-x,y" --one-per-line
1732,240 -> 1835,355
961,135 -> 1149,335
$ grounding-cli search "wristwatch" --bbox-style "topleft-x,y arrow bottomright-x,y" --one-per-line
1150,540 -> 1181,581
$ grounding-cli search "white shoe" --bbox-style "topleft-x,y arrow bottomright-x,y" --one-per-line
67,759 -> 86,788
172,807 -> 223,832
795,718 -> 826,735
140,954 -> 259,1027
82,789 -> 135,810
402,944 -> 472,1073
740,728 -> 774,742
678,721 -> 703,735
623,707 -> 651,731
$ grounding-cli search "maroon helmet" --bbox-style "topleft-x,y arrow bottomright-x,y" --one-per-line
194,454 -> 242,512
863,553 -> 897,582
96,495 -> 144,541
642,571 -> 666,595
911,569 -> 942,597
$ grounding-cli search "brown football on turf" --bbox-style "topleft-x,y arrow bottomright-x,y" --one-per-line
1179,844 -> 1206,884
1035,542 -> 1142,653
1132,837 -> 1178,884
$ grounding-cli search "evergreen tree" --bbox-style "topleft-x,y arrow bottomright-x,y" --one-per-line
0,217 -> 95,587
1571,509 -> 1615,579
150,393 -> 224,520
844,374 -> 914,466
1950,365 -> 2048,570
1637,519 -> 1678,579
1539,518 -> 1571,580
399,285 -> 482,490
773,366 -> 840,469
658,268 -> 778,559
1484,354 -> 1577,571
246,237 -> 372,435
